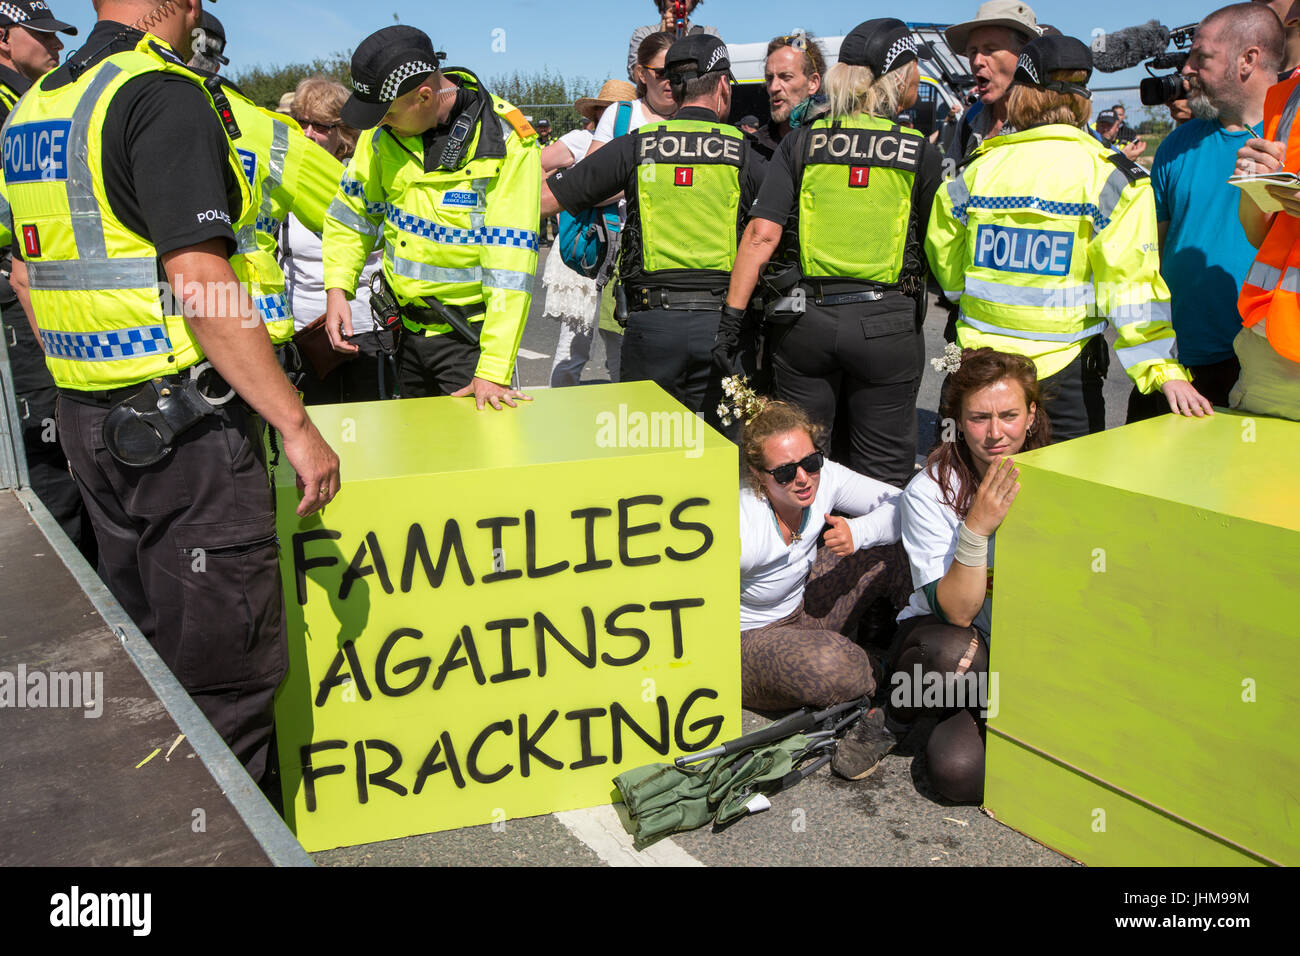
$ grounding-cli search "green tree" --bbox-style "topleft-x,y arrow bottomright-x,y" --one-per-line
487,69 -> 607,135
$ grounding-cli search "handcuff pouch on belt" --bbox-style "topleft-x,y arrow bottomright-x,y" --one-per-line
102,362 -> 235,468
759,260 -> 804,325
373,273 -> 483,348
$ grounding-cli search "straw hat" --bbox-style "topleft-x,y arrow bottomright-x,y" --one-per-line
574,79 -> 637,122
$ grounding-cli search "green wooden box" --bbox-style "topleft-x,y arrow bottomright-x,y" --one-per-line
985,411 -> 1299,866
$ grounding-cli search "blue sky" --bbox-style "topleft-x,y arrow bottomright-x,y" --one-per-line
54,1 -> 1221,116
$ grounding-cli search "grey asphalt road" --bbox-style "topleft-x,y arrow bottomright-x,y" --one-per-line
311,276 -> 1132,867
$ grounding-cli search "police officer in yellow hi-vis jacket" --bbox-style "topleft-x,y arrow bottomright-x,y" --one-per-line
186,12 -> 345,350
2,0 -> 339,786
726,19 -> 941,487
323,25 -> 540,410
540,34 -> 766,420
926,34 -> 1212,439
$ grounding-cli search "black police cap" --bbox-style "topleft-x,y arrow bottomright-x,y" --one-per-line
0,0 -> 78,35
1013,35 -> 1093,97
342,25 -> 441,130
838,18 -> 926,76
664,34 -> 731,82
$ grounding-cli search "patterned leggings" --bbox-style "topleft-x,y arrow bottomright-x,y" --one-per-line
740,542 -> 912,710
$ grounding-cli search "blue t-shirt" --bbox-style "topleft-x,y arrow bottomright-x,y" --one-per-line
1152,118 -> 1262,366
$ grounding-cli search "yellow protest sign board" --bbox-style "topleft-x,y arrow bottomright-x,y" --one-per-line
273,382 -> 740,851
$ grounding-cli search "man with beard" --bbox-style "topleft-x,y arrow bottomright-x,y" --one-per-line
1127,3 -> 1283,421
747,31 -> 827,161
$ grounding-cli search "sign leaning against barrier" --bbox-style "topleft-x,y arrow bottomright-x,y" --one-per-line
273,383 -> 741,852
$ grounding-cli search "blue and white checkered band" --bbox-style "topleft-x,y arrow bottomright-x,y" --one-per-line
704,45 -> 728,72
0,2 -> 29,22
883,36 -> 917,73
380,60 -> 437,102
1017,53 -> 1041,85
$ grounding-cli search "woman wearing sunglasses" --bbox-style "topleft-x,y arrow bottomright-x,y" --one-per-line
739,401 -> 912,778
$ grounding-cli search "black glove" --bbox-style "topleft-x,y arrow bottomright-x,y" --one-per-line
712,303 -> 746,374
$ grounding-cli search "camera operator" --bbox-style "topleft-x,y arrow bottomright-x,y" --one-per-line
1128,2 -> 1283,421
627,2 -> 718,81
1253,0 -> 1300,78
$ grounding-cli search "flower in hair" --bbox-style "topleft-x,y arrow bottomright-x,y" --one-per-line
717,375 -> 767,427
930,342 -> 963,374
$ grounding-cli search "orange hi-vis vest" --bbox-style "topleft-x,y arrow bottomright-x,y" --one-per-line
1238,76 -> 1300,362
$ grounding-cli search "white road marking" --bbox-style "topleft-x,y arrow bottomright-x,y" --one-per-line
517,348 -> 549,360
554,804 -> 704,867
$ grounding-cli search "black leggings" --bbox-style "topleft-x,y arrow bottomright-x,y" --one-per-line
892,615 -> 987,803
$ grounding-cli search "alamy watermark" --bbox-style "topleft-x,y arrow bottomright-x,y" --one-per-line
595,403 -> 704,459
0,665 -> 103,718
889,664 -> 999,719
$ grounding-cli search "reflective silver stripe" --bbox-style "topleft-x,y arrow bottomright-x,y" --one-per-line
266,121 -> 289,195
963,276 -> 1095,309
27,257 -> 158,291
235,223 -> 257,255
482,267 -> 534,292
1246,260 -> 1283,290
390,254 -> 483,284
960,312 -> 1108,343
1095,167 -> 1129,232
1281,266 -> 1300,293
946,175 -> 970,224
0,191 -> 9,223
67,63 -> 124,261
941,288 -> 963,302
327,198 -> 380,237
471,178 -> 490,233
1114,336 -> 1177,369
1277,80 -> 1300,147
1117,300 -> 1173,324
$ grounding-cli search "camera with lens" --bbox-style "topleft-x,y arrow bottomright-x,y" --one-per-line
1139,23 -> 1195,106
1140,52 -> 1189,106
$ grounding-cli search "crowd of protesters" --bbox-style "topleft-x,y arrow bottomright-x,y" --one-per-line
5,0 -> 1300,815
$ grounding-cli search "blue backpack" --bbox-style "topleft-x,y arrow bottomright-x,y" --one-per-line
557,101 -> 633,287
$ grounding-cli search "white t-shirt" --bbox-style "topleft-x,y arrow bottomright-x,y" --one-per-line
593,99 -> 657,142
557,128 -> 594,164
739,460 -> 901,630
281,215 -> 383,334
898,466 -> 995,636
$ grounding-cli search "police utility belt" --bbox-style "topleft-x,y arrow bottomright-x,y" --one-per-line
628,287 -> 726,312
369,272 -> 483,346
66,362 -> 237,468
767,273 -> 923,318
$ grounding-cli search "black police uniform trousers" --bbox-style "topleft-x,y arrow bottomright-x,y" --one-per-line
395,326 -> 482,398
620,307 -> 727,423
770,291 -> 923,488
2,283 -> 96,562
56,394 -> 286,783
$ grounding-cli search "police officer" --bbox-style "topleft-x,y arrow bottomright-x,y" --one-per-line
0,1 -> 87,555
2,0 -> 340,784
541,34 -> 766,419
725,19 -> 942,487
186,12 -> 346,358
925,34 -> 1212,437
322,26 -> 539,411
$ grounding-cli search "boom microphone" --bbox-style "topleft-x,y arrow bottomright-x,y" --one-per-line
1092,21 -> 1171,73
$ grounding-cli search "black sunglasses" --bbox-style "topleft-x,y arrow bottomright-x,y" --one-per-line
296,117 -> 338,133
764,451 -> 824,485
